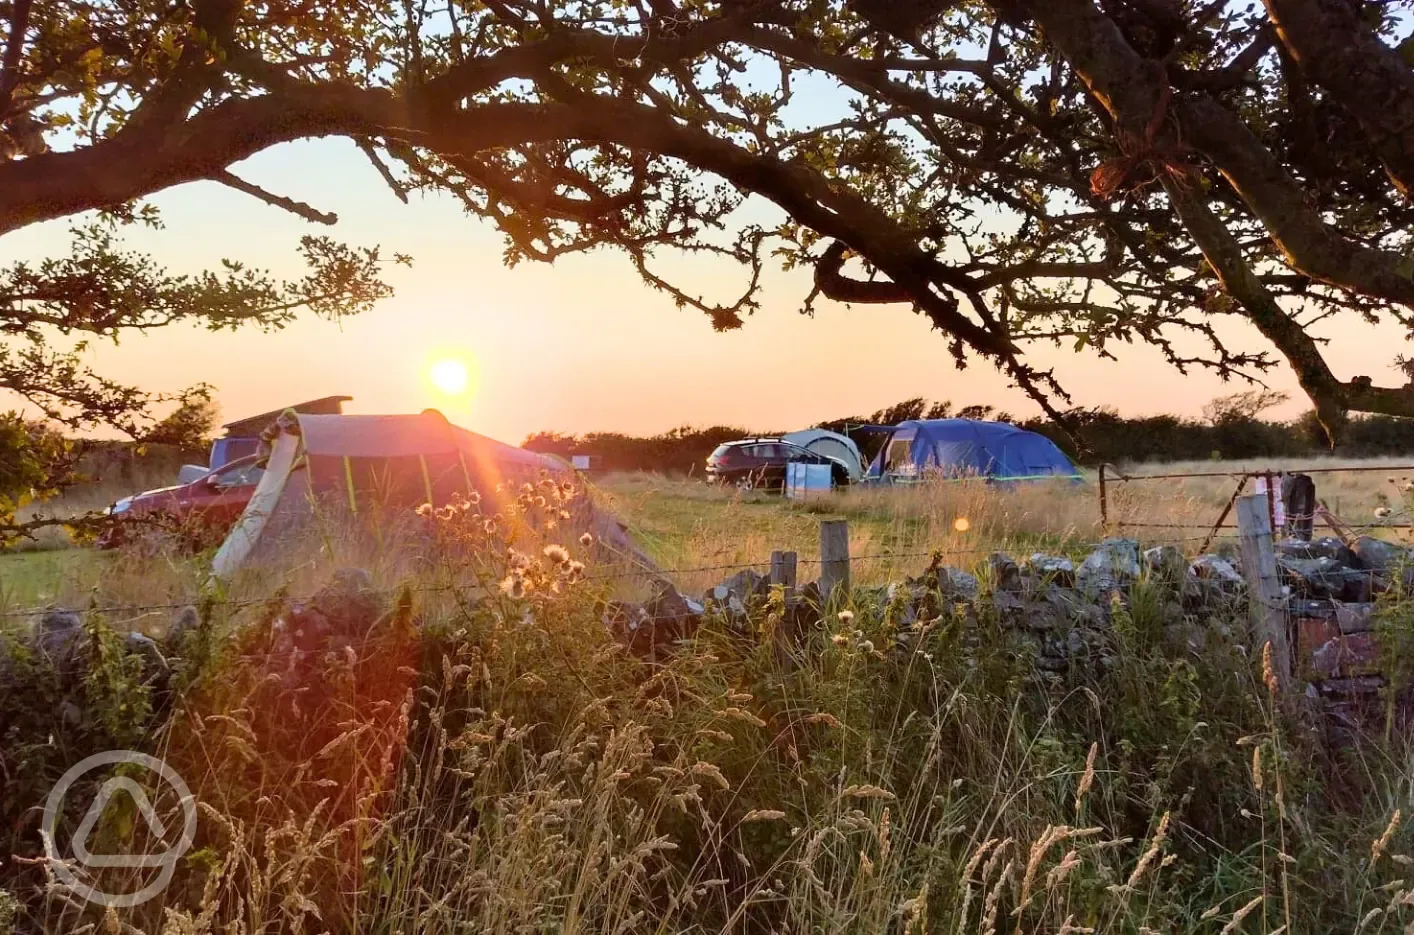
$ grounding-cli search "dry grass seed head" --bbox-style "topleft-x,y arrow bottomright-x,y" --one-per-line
1375,810 -> 1403,862
1219,895 -> 1265,935
1124,811 -> 1171,890
1076,742 -> 1098,817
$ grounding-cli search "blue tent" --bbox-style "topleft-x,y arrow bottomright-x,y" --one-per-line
864,419 -> 1081,483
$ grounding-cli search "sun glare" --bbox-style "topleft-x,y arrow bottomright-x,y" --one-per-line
429,358 -> 471,396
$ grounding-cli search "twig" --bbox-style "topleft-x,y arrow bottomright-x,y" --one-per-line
213,170 -> 339,224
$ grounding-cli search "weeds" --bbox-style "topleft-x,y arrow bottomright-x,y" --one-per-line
6,475 -> 1414,932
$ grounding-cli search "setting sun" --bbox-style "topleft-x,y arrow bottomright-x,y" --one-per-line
429,358 -> 471,395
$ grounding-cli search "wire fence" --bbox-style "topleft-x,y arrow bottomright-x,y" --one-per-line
0,531 -> 1252,624
14,459 -> 1376,628
1100,461 -> 1414,539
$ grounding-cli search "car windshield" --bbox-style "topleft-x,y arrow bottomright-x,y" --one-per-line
211,460 -> 264,487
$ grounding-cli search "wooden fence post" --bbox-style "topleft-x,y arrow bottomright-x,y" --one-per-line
1237,494 -> 1291,693
770,550 -> 798,601
820,520 -> 851,602
770,550 -> 801,669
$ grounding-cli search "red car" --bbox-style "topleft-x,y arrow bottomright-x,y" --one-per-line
98,455 -> 265,549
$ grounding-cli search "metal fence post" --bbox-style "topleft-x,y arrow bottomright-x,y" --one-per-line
1098,464 -> 1108,531
1237,494 -> 1291,693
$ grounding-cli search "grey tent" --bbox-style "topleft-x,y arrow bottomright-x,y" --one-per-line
782,429 -> 864,481
211,409 -> 649,579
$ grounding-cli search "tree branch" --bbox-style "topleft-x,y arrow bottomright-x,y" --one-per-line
0,0 -> 31,119
1264,0 -> 1414,196
213,170 -> 340,224
358,139 -> 410,203
813,241 -> 916,303
1024,0 -> 1414,308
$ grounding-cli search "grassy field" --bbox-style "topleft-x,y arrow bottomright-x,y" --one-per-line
5,461 -> 1414,933
5,455 -> 1414,620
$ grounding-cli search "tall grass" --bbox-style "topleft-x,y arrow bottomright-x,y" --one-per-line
6,479 -> 1414,934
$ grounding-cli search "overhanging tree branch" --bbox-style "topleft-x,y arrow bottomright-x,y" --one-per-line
1264,0 -> 1414,197
213,170 -> 340,224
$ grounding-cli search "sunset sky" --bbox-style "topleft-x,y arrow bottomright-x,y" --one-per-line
4,136 -> 1406,444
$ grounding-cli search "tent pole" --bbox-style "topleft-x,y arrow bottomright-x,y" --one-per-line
343,456 -> 358,513
457,449 -> 474,496
419,454 -> 434,506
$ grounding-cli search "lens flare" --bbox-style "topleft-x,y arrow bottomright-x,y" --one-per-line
429,358 -> 470,395
954,517 -> 971,532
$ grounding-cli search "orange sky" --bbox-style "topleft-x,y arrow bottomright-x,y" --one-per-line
3,137 -> 1406,444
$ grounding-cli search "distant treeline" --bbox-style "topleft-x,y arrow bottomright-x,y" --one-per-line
523,391 -> 1414,473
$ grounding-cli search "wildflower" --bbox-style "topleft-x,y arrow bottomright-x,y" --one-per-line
838,610 -> 855,624
543,544 -> 570,565
580,532 -> 594,547
1376,507 -> 1393,519
559,509 -> 571,521
483,519 -> 497,535
508,549 -> 531,571
565,561 -> 585,583
415,503 -> 433,517
534,495 -> 547,508
499,575 -> 527,600
467,490 -> 481,506
831,633 -> 849,646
